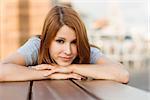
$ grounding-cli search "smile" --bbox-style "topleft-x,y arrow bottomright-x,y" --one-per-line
60,57 -> 73,61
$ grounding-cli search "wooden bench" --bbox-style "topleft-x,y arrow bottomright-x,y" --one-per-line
0,80 -> 149,100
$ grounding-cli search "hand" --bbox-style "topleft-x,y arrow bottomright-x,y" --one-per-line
31,64 -> 86,80
43,66 -> 73,77
30,64 -> 56,70
47,73 -> 84,80
31,64 -> 73,77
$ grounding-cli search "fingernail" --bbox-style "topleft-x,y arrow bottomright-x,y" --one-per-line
81,77 -> 87,80
77,77 -> 81,80
43,73 -> 50,77
29,66 -> 34,68
47,67 -> 51,69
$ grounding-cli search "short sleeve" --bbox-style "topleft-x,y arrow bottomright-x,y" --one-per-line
17,37 -> 41,66
90,47 -> 103,64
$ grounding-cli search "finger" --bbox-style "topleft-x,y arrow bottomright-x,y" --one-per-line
68,73 -> 82,80
43,68 -> 59,76
52,73 -> 81,80
32,65 -> 55,70
48,73 -> 72,80
70,73 -> 87,80
43,67 -> 71,77
47,73 -> 83,80
35,66 -> 49,70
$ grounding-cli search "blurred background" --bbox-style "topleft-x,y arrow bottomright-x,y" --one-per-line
0,0 -> 149,92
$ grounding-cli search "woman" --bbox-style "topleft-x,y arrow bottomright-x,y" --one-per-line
0,5 -> 129,83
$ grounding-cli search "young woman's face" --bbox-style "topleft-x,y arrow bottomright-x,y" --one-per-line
49,25 -> 78,66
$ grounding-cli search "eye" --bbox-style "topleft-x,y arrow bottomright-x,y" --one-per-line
56,39 -> 64,44
71,40 -> 77,44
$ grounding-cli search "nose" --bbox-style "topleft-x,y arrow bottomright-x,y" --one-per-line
64,44 -> 72,55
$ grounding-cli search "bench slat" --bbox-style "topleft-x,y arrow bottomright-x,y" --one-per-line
0,82 -> 30,100
73,80 -> 150,100
32,80 -> 96,100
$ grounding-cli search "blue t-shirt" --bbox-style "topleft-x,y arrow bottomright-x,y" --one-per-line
17,37 -> 103,66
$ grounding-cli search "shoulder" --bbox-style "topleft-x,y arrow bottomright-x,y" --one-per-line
28,36 -> 41,43
90,47 -> 102,54
90,47 -> 100,52
24,36 -> 41,48
18,36 -> 41,50
90,47 -> 103,64
17,36 -> 41,66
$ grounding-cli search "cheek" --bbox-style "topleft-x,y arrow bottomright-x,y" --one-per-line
49,42 -> 61,56
72,45 -> 78,56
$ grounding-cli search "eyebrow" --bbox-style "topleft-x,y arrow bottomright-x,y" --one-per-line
56,37 -> 65,40
56,37 -> 77,41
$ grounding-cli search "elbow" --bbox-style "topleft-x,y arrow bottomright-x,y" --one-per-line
118,70 -> 129,84
0,63 -> 6,82
0,75 -> 5,82
123,71 -> 129,83
112,66 -> 129,83
113,64 -> 130,84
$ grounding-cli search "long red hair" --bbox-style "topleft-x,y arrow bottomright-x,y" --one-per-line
38,5 -> 90,64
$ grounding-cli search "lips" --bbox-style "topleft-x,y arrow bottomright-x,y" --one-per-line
60,56 -> 73,61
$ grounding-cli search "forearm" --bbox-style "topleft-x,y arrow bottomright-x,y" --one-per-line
70,64 -> 129,83
0,63 -> 49,82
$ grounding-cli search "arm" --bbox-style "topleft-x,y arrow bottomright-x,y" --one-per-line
0,63 -> 49,81
0,53 -> 43,81
0,52 -> 82,82
70,56 -> 129,83
42,56 -> 129,83
0,52 -> 49,81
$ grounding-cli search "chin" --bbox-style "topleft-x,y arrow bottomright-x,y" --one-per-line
57,62 -> 72,66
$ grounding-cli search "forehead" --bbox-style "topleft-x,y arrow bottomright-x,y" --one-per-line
55,25 -> 76,40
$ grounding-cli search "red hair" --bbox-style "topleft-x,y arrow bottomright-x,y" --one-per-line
38,5 -> 90,64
